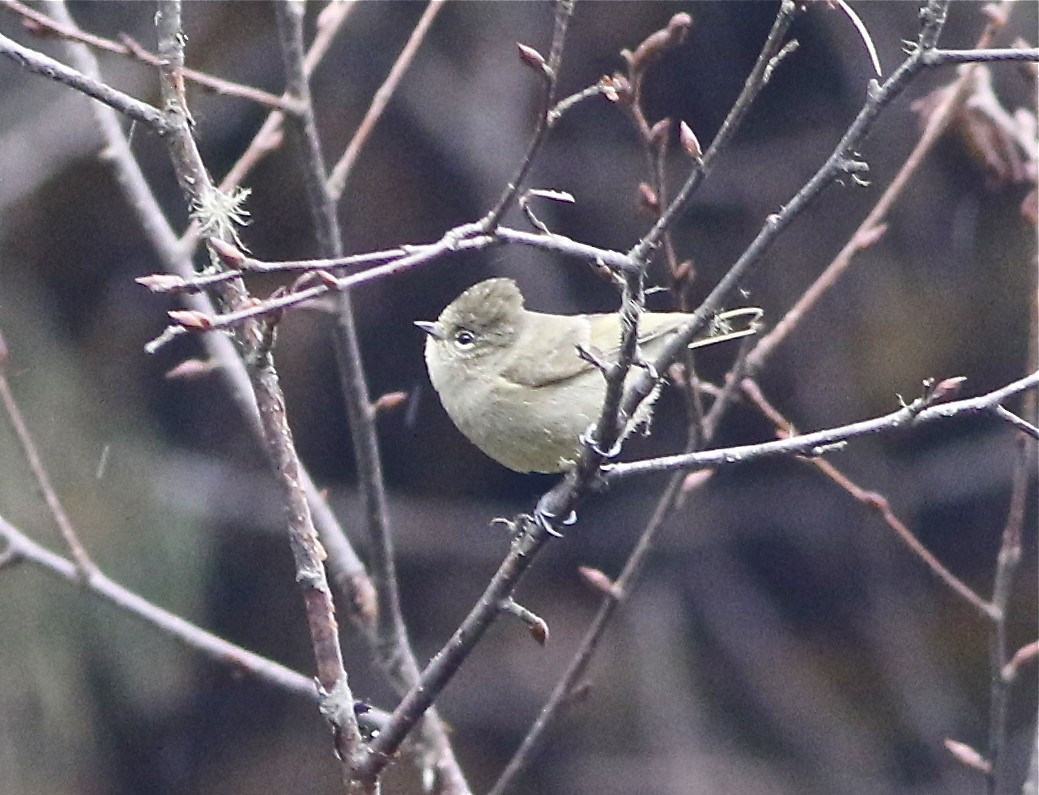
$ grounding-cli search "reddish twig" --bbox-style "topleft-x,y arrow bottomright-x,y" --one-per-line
327,0 -> 446,201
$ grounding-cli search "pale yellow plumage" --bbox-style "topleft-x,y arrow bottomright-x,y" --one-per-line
418,278 -> 760,473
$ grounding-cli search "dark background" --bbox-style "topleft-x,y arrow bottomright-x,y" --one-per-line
0,3 -> 1035,794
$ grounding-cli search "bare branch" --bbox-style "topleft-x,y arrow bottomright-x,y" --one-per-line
605,371 -> 1039,481
155,0 -> 362,767
327,0 -> 446,201
0,514 -> 315,699
274,4 -> 469,791
0,29 -> 171,133
0,0 -> 299,111
0,329 -> 96,574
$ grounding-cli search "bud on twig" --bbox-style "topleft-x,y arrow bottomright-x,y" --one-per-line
578,565 -> 622,598
136,274 -> 187,293
599,73 -> 633,105
499,598 -> 549,646
371,391 -> 409,416
672,259 -> 694,284
164,358 -> 219,380
681,469 -> 714,494
637,182 -> 659,212
1003,640 -> 1039,682
929,376 -> 967,403
316,270 -> 341,289
208,236 -> 246,267
623,13 -> 692,76
649,118 -> 671,147
943,739 -> 991,773
168,309 -> 213,330
517,43 -> 552,81
679,120 -> 703,161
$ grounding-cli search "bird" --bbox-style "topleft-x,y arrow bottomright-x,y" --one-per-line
416,278 -> 761,473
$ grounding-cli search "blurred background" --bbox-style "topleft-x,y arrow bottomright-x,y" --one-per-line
0,2 -> 1035,794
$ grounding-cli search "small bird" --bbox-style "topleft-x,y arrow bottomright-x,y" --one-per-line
416,278 -> 761,474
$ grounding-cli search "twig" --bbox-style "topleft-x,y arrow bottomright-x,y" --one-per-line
924,47 -> 1039,66
361,516 -> 549,780
0,29 -> 171,133
746,0 -> 1017,374
994,405 -> 1039,439
0,329 -> 96,574
627,1 -> 802,266
44,0 -> 375,628
274,5 -> 468,792
327,0 -> 445,201
155,0 -> 362,769
985,441 -> 1028,795
605,370 -> 1039,481
489,461 -> 706,795
176,0 -> 355,252
146,222 -> 648,346
985,274 -> 1037,795
482,0 -> 576,228
0,514 -> 315,699
739,378 -> 993,618
0,0 -> 297,111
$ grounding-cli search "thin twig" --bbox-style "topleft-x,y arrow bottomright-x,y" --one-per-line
176,0 -> 355,251
145,217 -> 627,346
0,514 -> 315,699
43,0 -> 375,628
994,406 -> 1039,439
740,378 -> 994,618
604,370 -> 1039,482
327,0 -> 446,201
924,47 -> 1039,66
0,329 -> 96,574
985,440 -> 1027,795
985,270 -> 1038,795
627,1 -> 802,266
490,399 -> 732,794
746,0 -> 1016,373
482,0 -> 577,228
155,0 -> 361,768
274,5 -> 468,792
361,516 -> 549,779
0,29 -> 171,133
0,0 -> 298,111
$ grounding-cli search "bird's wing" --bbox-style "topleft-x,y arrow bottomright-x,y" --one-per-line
589,309 -> 763,357
502,312 -> 595,387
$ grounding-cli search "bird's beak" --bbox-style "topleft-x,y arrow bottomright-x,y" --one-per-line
414,320 -> 444,340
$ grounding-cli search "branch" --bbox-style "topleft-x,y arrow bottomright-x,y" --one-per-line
0,0 -> 299,111
361,516 -> 550,779
489,466 -> 701,795
746,0 -> 1021,373
0,329 -> 96,574
0,514 -> 316,700
0,29 -> 171,133
627,1 -> 802,265
924,47 -> 1039,66
605,371 -> 1039,481
274,5 -> 469,792
154,0 -> 362,768
327,0 -> 446,201
482,0 -> 576,228
739,378 -> 993,618
43,0 -> 375,629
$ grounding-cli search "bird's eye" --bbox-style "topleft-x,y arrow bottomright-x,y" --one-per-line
454,329 -> 476,349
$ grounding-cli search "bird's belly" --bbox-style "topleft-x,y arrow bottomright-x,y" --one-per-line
444,377 -> 602,473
